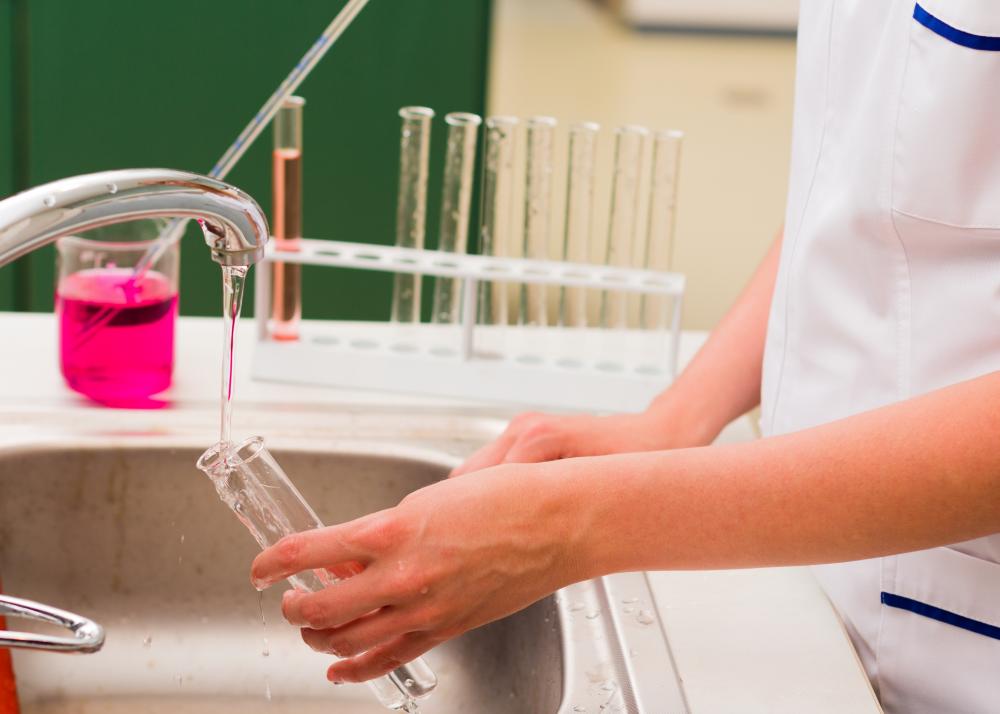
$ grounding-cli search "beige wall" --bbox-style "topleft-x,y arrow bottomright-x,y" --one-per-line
488,0 -> 796,330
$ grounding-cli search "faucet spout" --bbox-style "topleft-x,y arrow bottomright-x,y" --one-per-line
0,169 -> 269,268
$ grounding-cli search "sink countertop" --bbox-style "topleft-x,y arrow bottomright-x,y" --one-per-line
0,312 -> 879,713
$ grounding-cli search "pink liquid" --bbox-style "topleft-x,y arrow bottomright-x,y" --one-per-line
57,268 -> 178,406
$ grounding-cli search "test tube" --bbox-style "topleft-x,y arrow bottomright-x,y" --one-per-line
197,438 -> 438,710
431,113 -> 482,324
559,122 -> 600,327
270,96 -> 305,341
391,107 -> 435,324
601,125 -> 649,329
640,130 -> 684,329
478,116 -> 519,330
520,117 -> 557,327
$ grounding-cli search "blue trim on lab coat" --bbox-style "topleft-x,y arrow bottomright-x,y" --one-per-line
913,4 -> 1000,51
881,592 -> 1000,642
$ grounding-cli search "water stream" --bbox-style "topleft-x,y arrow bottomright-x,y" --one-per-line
220,266 -> 249,451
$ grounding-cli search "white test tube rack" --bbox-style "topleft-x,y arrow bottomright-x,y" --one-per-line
252,238 -> 685,412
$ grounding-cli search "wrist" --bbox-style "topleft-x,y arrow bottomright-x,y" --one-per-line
643,386 -> 723,449
530,459 -> 611,584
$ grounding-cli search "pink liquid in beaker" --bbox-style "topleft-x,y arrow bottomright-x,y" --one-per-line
57,268 -> 178,406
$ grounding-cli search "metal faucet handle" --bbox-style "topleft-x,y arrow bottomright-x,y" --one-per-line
0,594 -> 105,654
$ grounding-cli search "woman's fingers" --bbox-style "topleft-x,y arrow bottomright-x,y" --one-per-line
450,431 -> 516,477
300,606 -> 414,658
251,522 -> 372,590
282,575 -> 397,631
326,632 -> 438,684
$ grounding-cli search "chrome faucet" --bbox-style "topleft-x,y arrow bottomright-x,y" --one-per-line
0,169 -> 270,653
0,168 -> 269,268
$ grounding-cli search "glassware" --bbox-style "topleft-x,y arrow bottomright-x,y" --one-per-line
519,117 -> 557,328
601,125 -> 649,329
559,122 -> 600,328
432,112 -> 482,325
130,0 -> 373,278
55,222 -> 178,407
639,129 -> 684,329
391,106 -> 435,324
270,96 -> 305,341
477,116 -> 519,355
197,437 -> 438,710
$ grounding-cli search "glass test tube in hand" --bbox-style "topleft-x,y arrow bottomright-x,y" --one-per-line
391,107 -> 435,324
601,125 -> 649,330
431,113 -> 482,325
270,97 -> 305,341
520,117 -> 557,327
640,130 -> 684,330
478,116 -> 519,337
197,438 -> 438,710
559,122 -> 600,327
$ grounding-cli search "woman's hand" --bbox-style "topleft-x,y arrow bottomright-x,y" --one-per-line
250,461 -> 591,684
452,407 -> 707,477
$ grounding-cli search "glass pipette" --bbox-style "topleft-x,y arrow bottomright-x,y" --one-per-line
135,0 -> 375,275
72,0 -> 375,349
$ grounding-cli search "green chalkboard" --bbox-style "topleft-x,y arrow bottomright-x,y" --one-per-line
2,0 -> 491,318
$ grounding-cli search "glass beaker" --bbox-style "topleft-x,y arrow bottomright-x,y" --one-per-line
197,436 -> 438,710
55,221 -> 179,407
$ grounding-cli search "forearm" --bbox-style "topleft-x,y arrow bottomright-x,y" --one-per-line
647,232 -> 783,445
559,371 -> 1000,576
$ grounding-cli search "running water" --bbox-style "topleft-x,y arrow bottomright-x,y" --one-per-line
220,265 -> 249,451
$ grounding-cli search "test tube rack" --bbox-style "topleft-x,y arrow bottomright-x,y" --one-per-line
251,238 -> 685,412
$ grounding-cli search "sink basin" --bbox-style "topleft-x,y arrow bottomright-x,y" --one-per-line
0,427 -> 686,713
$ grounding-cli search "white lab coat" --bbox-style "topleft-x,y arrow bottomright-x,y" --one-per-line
760,1 -> 1000,711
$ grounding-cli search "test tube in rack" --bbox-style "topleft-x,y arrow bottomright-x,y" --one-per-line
601,125 -> 649,330
640,129 -> 684,331
477,116 -> 519,354
391,107 -> 435,324
432,113 -> 482,325
270,96 -> 305,341
559,121 -> 600,328
519,117 -> 557,328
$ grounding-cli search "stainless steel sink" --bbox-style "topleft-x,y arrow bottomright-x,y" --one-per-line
0,424 -> 686,713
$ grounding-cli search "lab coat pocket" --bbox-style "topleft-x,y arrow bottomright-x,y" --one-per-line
892,1 -> 1000,229
877,548 -> 1000,714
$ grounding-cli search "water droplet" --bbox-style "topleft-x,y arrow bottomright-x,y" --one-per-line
175,674 -> 184,687
404,678 -> 415,688
621,597 -> 638,604
569,602 -> 585,612
419,586 -> 429,595
585,610 -> 601,620
601,681 -> 617,692
180,534 -> 185,544
262,638 -> 270,657
623,606 -> 634,614
265,678 -> 272,701
142,635 -> 152,648
42,195 -> 55,208
636,610 -> 655,625
106,182 -> 118,194
573,707 -> 586,712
